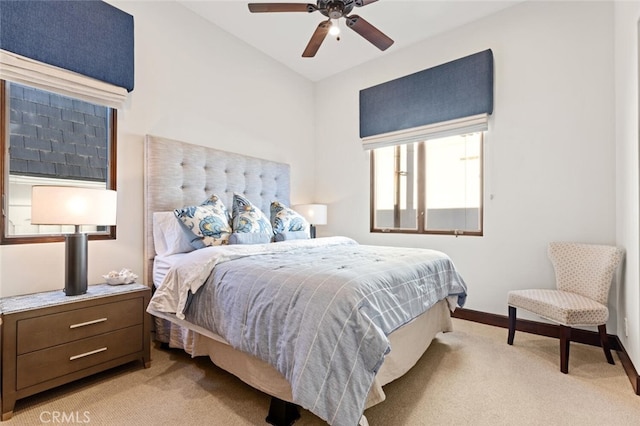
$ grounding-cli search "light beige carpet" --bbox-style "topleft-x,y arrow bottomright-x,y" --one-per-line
6,319 -> 640,425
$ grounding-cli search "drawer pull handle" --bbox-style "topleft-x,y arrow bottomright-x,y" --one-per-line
70,347 -> 107,361
69,318 -> 107,329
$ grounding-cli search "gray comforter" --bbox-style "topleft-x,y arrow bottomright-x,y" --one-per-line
148,237 -> 467,426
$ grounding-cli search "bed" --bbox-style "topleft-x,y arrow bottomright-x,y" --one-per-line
143,135 -> 467,426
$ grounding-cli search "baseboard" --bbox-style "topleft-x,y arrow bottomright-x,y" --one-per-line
613,334 -> 640,395
452,307 -> 640,395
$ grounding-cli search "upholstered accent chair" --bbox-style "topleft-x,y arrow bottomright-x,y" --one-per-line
507,242 -> 624,374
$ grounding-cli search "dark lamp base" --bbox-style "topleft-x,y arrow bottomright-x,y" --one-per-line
64,232 -> 88,296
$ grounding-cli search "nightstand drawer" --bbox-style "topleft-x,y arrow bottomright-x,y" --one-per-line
16,298 -> 142,354
16,325 -> 143,390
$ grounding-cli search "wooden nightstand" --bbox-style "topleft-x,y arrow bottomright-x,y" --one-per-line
0,283 -> 151,421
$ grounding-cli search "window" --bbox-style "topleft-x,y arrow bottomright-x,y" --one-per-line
0,80 -> 117,244
371,132 -> 483,236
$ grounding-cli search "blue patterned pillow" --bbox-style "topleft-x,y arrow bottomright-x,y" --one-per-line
270,201 -> 310,236
174,194 -> 232,249
231,193 -> 273,238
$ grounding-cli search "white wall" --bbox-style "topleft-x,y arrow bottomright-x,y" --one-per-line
316,1 -> 619,326
614,0 -> 640,373
0,1 -> 316,297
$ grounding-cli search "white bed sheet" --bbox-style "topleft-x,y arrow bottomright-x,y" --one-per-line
152,253 -> 187,288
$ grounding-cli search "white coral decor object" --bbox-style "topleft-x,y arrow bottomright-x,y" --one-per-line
102,268 -> 138,285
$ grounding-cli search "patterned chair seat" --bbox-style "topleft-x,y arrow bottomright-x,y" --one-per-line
507,289 -> 608,326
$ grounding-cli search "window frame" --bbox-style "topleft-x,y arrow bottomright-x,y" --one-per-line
370,134 -> 484,237
0,79 -> 118,245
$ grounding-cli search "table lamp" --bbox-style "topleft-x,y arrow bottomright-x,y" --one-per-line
31,186 -> 117,296
293,204 -> 327,238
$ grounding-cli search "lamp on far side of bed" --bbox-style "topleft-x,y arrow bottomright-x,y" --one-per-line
293,204 -> 327,238
31,186 -> 117,296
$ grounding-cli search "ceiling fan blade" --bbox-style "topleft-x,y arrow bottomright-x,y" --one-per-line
345,15 -> 394,51
302,20 -> 331,58
248,3 -> 316,13
354,0 -> 378,7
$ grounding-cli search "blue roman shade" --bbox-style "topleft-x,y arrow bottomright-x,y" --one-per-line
360,49 -> 493,149
0,0 -> 134,93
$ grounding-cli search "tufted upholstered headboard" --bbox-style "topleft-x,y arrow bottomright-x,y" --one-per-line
143,135 -> 291,288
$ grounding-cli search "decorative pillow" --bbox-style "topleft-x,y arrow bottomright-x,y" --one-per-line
174,194 -> 232,249
274,230 -> 310,242
231,193 -> 273,238
270,201 -> 310,236
228,232 -> 272,245
153,211 -> 196,256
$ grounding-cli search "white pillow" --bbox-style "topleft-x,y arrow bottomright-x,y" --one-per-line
153,211 -> 195,256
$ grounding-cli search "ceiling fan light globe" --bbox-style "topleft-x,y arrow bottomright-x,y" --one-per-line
329,21 -> 340,36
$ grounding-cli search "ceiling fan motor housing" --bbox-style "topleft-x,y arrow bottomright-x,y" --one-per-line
318,0 -> 354,19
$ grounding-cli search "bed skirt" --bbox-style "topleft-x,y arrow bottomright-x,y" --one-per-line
151,298 -> 453,411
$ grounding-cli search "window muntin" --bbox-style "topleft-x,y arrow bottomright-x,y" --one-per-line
1,80 -> 117,244
371,133 -> 483,236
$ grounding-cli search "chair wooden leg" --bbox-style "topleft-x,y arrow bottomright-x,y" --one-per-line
598,324 -> 615,365
559,325 -> 571,374
507,306 -> 516,345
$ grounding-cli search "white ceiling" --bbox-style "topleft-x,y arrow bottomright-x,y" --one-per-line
177,0 -> 521,82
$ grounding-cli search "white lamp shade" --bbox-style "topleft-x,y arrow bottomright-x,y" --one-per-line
293,204 -> 327,225
31,186 -> 117,226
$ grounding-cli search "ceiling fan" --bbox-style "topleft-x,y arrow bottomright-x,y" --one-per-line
247,0 -> 394,57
